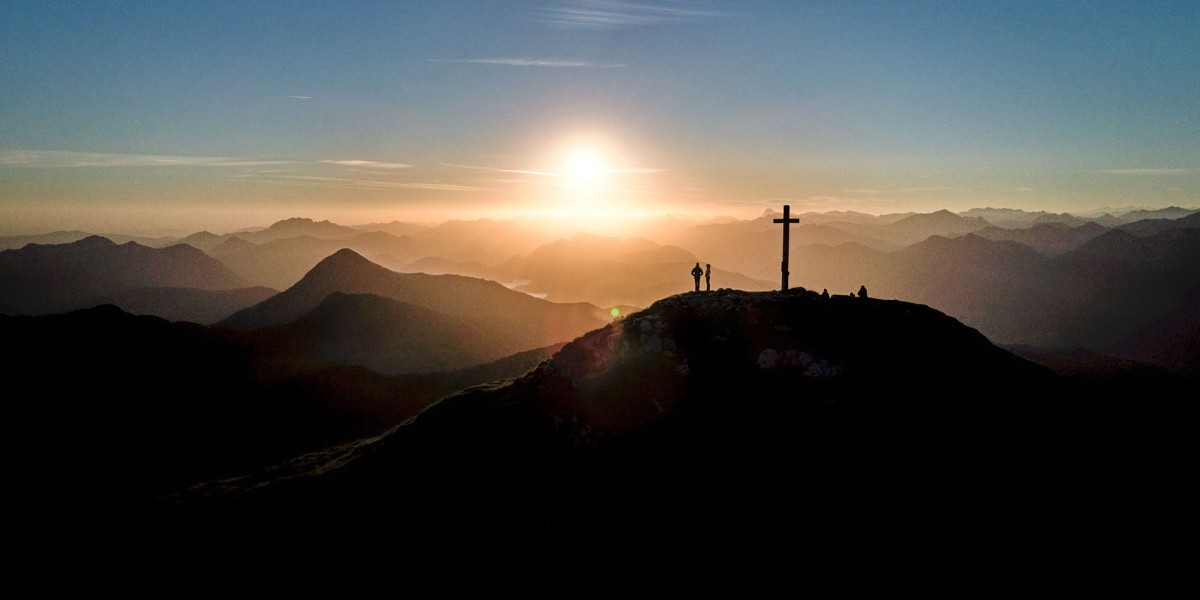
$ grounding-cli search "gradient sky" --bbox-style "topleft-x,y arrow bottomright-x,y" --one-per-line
2,1 -> 1198,234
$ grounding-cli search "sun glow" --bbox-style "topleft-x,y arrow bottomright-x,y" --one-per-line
517,133 -> 671,229
567,152 -> 606,183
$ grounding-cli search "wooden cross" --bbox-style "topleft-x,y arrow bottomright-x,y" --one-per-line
773,204 -> 799,291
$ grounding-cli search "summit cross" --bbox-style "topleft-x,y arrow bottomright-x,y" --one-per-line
773,204 -> 799,291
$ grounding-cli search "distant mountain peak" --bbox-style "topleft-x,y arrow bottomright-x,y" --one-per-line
271,217 -> 318,226
322,247 -> 373,264
75,235 -> 118,248
302,248 -> 388,280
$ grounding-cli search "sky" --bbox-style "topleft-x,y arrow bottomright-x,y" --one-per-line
2,1 -> 1198,235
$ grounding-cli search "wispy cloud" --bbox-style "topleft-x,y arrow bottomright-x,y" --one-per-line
0,150 -> 421,173
284,95 -> 311,99
1101,168 -> 1192,176
0,150 -> 288,168
428,58 -> 625,68
538,1 -> 728,28
263,175 -> 489,192
441,163 -> 557,176
320,159 -> 412,170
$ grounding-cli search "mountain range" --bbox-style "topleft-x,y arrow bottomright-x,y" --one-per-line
56,289 -> 1190,573
0,236 -> 246,316
6,202 -> 1195,574
5,206 -> 1199,360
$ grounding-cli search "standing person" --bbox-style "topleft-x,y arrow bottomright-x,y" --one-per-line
691,262 -> 703,292
705,264 -> 712,291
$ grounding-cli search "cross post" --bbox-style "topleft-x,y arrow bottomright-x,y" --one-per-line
773,204 -> 799,291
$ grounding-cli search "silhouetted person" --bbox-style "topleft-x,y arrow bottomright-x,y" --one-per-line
821,288 -> 829,299
691,263 -> 703,291
858,285 -> 868,299
705,264 -> 711,291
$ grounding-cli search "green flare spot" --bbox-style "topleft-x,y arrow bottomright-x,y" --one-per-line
610,307 -> 620,318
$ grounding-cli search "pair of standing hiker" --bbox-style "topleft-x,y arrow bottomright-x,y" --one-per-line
691,262 -> 711,292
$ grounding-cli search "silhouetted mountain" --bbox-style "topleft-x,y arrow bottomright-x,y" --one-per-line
235,217 -> 363,244
1037,228 -> 1200,348
959,207 -> 1050,228
406,218 -> 560,263
402,255 -> 496,279
114,289 -> 1196,573
1111,282 -> 1200,375
272,292 -> 507,374
220,249 -> 608,356
93,285 -> 277,324
789,242 -> 893,295
1116,211 -> 1200,236
430,342 -> 567,386
1031,212 -> 1089,227
208,235 -> 256,257
214,232 -> 417,289
667,218 -> 890,282
873,209 -> 993,243
350,219 -> 430,237
0,230 -> 91,250
1118,206 -> 1199,223
1090,213 -> 1124,228
886,234 -> 1047,340
0,236 -> 244,315
171,231 -> 221,252
0,230 -> 180,248
1008,345 -> 1182,385
973,222 -> 1109,256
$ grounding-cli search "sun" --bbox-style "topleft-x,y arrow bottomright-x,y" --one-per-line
566,151 -> 607,183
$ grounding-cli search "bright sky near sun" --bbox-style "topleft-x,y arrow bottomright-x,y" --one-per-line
1,1 -> 1198,234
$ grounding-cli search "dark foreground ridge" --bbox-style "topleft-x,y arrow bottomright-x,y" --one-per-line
54,289 -> 1189,576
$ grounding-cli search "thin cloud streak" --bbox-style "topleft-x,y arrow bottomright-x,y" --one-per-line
0,150 -> 419,172
1101,168 -> 1192,176
441,163 -> 557,176
0,150 -> 288,168
270,175 -> 490,192
429,58 -> 625,68
320,160 -> 412,169
538,0 -> 728,28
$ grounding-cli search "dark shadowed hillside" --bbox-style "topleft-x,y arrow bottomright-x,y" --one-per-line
98,289 -> 1193,573
0,236 -> 243,315
3,305 -> 569,562
93,285 -> 277,324
1040,227 -> 1200,348
1112,282 -> 1200,375
267,292 -> 509,374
